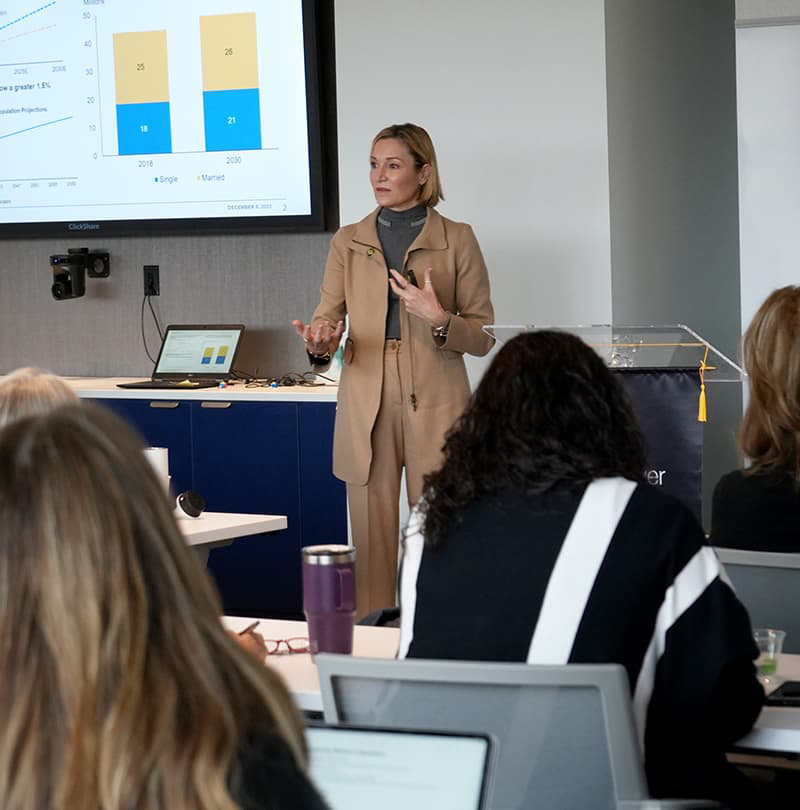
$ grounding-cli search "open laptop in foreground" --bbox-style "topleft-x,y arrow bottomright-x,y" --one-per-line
118,324 -> 245,389
306,724 -> 492,810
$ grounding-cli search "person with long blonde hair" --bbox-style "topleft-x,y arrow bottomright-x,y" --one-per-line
0,404 -> 328,810
711,285 -> 800,551
0,365 -> 78,428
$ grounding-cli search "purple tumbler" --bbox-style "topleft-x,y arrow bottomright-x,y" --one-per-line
302,544 -> 356,655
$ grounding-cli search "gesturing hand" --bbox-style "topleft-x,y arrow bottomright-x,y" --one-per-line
388,267 -> 449,329
292,318 -> 345,357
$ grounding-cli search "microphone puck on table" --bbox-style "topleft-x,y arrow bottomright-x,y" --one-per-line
175,490 -> 205,519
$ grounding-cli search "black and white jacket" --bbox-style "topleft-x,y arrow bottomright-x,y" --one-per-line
398,478 -> 763,804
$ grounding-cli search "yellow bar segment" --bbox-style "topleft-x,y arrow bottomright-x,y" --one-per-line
200,12 -> 259,92
113,30 -> 170,105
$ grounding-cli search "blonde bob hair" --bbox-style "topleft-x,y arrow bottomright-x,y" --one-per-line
372,122 -> 444,207
740,285 -> 800,479
0,366 -> 78,429
0,404 -> 307,810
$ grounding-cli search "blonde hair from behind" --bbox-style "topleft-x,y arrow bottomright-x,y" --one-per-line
0,366 -> 78,429
740,285 -> 800,479
372,122 -> 444,208
0,404 -> 307,810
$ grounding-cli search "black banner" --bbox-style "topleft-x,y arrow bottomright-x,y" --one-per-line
615,369 -> 703,522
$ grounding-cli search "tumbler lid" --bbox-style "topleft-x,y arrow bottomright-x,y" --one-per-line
302,544 -> 355,565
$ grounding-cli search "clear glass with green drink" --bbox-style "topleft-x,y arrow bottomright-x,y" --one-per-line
753,628 -> 786,688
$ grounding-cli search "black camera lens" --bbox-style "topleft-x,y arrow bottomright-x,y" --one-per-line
51,271 -> 70,300
50,267 -> 84,300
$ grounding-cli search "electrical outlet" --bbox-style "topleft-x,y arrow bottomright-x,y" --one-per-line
143,264 -> 160,296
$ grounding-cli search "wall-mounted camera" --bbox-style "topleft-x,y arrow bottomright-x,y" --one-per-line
50,247 -> 110,301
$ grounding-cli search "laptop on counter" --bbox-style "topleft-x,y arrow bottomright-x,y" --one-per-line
118,324 -> 245,389
306,724 -> 493,810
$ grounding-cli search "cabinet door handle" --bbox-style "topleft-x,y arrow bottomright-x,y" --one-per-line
200,401 -> 232,409
149,401 -> 180,409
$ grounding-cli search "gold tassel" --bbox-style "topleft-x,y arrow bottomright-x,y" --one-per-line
698,345 -> 711,423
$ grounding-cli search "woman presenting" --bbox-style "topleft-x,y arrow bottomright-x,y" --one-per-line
293,123 -> 494,616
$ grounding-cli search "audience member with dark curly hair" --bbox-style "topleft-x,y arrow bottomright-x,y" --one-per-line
711,285 -> 800,551
398,330 -> 762,808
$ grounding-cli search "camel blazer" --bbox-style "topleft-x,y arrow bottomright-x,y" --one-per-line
312,207 -> 494,485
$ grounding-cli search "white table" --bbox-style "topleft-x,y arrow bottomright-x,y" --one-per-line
223,617 -> 399,711
66,376 -> 339,402
733,653 -> 800,756
225,617 -> 800,757
182,512 -> 287,563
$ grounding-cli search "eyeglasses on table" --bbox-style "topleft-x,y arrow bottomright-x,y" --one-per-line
264,637 -> 310,655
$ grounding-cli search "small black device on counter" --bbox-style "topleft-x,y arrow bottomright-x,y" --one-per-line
765,681 -> 800,706
176,490 -> 205,519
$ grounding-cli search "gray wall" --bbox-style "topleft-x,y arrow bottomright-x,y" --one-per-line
334,0 -> 616,388
0,231 -> 332,377
335,0 -> 615,338
605,0 -> 742,525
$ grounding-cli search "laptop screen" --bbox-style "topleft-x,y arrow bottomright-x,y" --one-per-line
154,325 -> 244,379
307,725 -> 491,810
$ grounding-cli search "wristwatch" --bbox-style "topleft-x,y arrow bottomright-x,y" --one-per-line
432,315 -> 451,339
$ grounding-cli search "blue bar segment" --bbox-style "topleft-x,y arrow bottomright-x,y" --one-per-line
203,87 -> 262,152
116,101 -> 172,155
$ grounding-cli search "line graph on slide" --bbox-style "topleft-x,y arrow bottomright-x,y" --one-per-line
0,0 -> 74,165
0,114 -> 71,141
0,1 -> 56,33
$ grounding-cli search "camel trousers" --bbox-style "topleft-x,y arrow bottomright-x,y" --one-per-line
346,340 -> 445,618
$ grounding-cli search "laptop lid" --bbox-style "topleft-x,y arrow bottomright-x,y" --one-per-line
151,324 -> 245,382
306,724 -> 492,810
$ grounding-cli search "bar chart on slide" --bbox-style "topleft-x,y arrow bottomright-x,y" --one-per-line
109,12 -> 265,157
113,29 -> 172,155
200,12 -> 261,152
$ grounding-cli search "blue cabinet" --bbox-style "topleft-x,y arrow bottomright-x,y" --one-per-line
298,403 -> 347,546
90,398 -> 193,494
90,395 -> 346,619
193,401 -> 303,617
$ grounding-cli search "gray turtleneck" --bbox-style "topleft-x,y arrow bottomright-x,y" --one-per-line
377,204 -> 427,339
